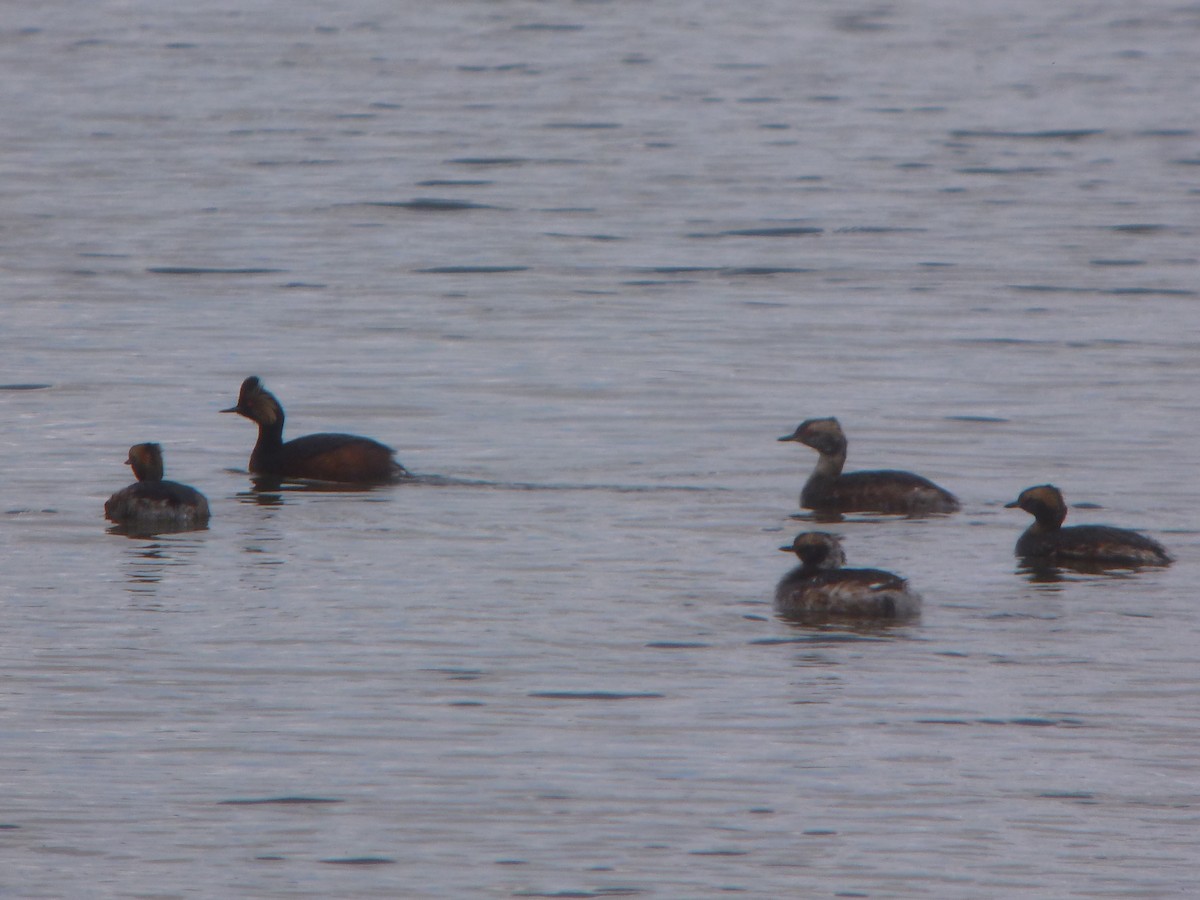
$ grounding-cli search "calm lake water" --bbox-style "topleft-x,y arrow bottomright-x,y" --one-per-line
4,1 -> 1199,896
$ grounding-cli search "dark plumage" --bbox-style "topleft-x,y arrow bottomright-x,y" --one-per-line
104,443 -> 210,531
222,376 -> 409,484
1005,484 -> 1171,568
775,532 -> 921,621
778,417 -> 959,516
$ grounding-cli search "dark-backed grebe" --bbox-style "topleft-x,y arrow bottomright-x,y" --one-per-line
778,417 -> 959,516
222,376 -> 409,484
775,531 -> 921,620
104,443 -> 210,531
1005,484 -> 1171,568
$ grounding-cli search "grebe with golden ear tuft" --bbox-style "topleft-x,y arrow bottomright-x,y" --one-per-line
1005,484 -> 1171,568
222,376 -> 410,484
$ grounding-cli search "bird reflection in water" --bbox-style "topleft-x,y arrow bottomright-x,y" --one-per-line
117,536 -> 204,605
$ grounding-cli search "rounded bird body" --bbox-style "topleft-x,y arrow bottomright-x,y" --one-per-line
104,443 -> 210,532
775,532 -> 921,621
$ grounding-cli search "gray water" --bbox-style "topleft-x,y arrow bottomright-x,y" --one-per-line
3,1 -> 1200,896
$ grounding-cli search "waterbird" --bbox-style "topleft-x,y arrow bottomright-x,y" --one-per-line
1005,484 -> 1170,568
222,376 -> 409,484
775,531 -> 921,620
778,417 -> 959,516
104,442 -> 210,531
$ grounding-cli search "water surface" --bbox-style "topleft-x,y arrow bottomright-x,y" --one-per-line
3,1 -> 1199,896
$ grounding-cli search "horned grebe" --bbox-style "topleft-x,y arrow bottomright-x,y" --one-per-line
222,376 -> 409,484
775,531 -> 921,620
104,443 -> 210,532
1005,484 -> 1171,568
778,417 -> 959,516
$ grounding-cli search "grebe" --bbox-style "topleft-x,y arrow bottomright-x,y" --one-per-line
104,443 -> 210,531
222,376 -> 409,484
778,417 -> 959,515
775,531 -> 921,620
1005,484 -> 1171,568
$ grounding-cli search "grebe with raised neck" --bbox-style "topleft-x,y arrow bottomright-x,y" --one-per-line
778,417 -> 959,516
222,376 -> 409,484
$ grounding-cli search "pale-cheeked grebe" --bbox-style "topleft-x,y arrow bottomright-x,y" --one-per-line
778,417 -> 959,516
